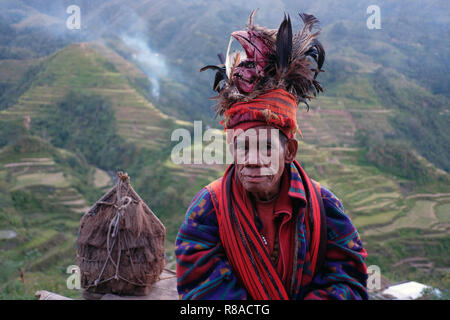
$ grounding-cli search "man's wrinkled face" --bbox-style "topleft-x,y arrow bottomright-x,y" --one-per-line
231,126 -> 288,198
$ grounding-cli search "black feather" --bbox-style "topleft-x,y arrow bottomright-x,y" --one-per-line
213,72 -> 227,92
314,40 -> 325,70
199,65 -> 223,72
303,39 -> 325,78
200,65 -> 227,92
298,13 -> 319,30
276,14 -> 293,71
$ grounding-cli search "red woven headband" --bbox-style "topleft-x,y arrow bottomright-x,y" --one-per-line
223,88 -> 300,139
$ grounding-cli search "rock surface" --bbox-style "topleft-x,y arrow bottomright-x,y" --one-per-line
36,269 -> 178,300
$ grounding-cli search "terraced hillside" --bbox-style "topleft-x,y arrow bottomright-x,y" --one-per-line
296,75 -> 450,291
0,41 -> 221,207
0,43 -> 175,149
0,43 -> 224,298
0,136 -> 112,298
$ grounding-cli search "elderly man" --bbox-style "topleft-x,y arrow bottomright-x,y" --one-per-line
175,11 -> 368,300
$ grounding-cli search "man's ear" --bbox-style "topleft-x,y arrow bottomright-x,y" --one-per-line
284,138 -> 298,163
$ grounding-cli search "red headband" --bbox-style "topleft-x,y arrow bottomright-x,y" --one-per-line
222,88 -> 300,139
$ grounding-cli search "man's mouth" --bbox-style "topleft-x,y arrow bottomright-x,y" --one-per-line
242,175 -> 268,183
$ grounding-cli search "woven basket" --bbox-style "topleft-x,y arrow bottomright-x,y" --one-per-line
77,172 -> 165,296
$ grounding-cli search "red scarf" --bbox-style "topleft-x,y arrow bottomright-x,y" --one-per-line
207,160 -> 323,300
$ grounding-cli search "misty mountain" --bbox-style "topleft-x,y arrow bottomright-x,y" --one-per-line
1,0 -> 448,172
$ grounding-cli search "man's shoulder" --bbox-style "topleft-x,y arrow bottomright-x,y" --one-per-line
311,180 -> 361,241
311,180 -> 345,211
184,179 -> 220,224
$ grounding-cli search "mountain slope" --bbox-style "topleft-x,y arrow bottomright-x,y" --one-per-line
1,0 -> 448,172
0,136 -> 111,299
0,42 -> 224,298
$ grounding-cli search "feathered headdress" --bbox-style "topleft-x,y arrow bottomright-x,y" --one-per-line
200,9 -> 325,137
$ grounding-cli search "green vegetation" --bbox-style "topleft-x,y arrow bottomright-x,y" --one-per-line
0,119 -> 26,148
297,125 -> 449,296
0,136 -> 100,299
356,131 -> 433,184
31,90 -> 135,170
0,62 -> 45,110
0,44 -> 224,297
372,69 -> 450,173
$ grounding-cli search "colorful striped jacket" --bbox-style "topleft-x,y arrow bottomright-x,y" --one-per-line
175,163 -> 368,300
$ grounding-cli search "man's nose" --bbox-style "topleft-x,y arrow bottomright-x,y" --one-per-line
244,149 -> 267,167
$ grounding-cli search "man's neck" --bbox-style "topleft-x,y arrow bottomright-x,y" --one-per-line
252,191 -> 279,203
250,177 -> 283,202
